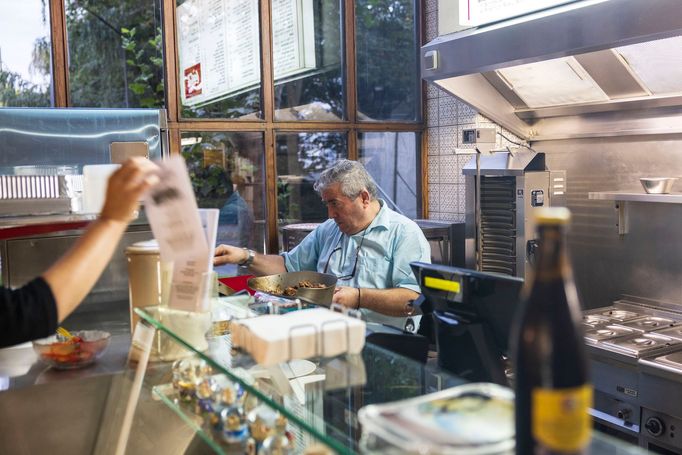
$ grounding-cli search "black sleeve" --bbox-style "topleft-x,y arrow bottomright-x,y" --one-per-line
0,277 -> 58,348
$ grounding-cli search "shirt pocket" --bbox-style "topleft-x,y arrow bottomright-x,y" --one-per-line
357,255 -> 391,288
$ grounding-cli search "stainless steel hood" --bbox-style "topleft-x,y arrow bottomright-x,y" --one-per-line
462,150 -> 545,176
421,0 -> 682,141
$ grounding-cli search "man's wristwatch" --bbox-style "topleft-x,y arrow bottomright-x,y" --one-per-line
239,248 -> 256,266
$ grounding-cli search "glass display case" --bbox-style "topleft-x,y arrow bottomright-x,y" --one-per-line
108,304 -> 651,454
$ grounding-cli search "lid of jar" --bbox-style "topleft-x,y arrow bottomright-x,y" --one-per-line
125,239 -> 159,254
534,207 -> 571,224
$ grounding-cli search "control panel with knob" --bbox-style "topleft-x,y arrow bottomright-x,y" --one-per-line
616,408 -> 632,421
645,416 -> 665,437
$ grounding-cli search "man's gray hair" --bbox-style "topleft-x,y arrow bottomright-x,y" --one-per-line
314,159 -> 379,200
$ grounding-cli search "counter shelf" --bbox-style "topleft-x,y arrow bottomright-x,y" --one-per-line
152,382 -> 245,455
135,306 -> 462,454
588,191 -> 682,235
133,307 -> 651,454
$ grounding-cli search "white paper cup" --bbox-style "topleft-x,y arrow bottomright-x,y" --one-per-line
82,164 -> 121,214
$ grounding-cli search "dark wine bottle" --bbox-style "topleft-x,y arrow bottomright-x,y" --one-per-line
511,207 -> 592,455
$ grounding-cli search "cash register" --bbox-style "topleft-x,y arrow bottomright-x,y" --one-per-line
410,262 -> 524,385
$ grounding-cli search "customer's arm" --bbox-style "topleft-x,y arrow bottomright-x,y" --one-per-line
43,158 -> 159,322
213,244 -> 287,275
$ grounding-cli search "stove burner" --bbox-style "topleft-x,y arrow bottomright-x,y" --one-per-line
633,338 -> 656,346
602,332 -> 680,358
583,314 -> 612,327
588,306 -> 643,322
652,326 -> 682,341
621,316 -> 677,330
607,310 -> 639,320
646,350 -> 682,372
583,324 -> 638,344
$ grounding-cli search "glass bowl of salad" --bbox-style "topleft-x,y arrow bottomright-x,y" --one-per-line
33,330 -> 111,369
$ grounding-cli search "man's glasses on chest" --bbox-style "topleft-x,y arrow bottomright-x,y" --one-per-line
323,230 -> 367,280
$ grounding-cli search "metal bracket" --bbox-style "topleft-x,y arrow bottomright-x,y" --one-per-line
615,201 -> 629,236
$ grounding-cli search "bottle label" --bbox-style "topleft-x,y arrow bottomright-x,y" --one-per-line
532,385 -> 593,452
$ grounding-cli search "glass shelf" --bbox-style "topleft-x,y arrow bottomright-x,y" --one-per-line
152,384 -> 227,454
135,306 -> 650,454
135,306 -> 464,454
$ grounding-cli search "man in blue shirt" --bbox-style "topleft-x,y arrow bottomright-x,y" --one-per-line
214,159 -> 431,328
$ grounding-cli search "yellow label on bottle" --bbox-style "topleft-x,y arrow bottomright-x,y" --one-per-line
532,385 -> 593,452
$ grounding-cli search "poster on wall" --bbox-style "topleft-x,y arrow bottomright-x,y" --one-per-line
459,0 -> 580,27
177,0 -> 316,107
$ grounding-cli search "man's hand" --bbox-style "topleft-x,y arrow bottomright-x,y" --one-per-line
213,244 -> 247,266
332,286 -> 360,310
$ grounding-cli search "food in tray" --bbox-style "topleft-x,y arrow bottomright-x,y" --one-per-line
273,280 -> 328,296
32,330 -> 111,369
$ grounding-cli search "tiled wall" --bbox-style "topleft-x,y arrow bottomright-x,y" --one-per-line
424,0 -> 525,222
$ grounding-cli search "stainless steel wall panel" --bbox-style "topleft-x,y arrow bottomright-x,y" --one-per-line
534,136 -> 682,309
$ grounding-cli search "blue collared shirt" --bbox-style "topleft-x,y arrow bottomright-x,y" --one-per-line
282,201 -> 431,327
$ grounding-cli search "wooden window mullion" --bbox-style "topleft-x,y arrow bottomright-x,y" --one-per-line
49,0 -> 69,107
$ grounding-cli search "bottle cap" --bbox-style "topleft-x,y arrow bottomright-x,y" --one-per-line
534,207 -> 571,224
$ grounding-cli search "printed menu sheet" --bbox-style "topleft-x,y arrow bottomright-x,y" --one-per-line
144,156 -> 216,312
177,0 -> 315,107
459,0 -> 579,26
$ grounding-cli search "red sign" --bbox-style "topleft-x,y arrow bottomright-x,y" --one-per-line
184,63 -> 203,99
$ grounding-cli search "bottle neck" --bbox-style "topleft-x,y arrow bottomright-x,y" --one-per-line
534,224 -> 569,280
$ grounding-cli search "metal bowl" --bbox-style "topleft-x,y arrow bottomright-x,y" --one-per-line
248,271 -> 337,306
640,177 -> 678,194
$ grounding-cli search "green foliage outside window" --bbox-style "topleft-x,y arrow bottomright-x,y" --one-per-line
182,138 -> 235,208
121,26 -> 164,108
0,70 -> 50,107
356,0 -> 418,120
65,0 -> 164,108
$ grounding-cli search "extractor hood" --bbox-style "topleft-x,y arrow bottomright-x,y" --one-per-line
421,0 -> 682,141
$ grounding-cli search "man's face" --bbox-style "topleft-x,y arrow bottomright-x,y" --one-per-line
321,182 -> 366,235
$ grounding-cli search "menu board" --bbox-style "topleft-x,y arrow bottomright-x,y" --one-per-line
459,0 -> 580,26
177,0 -> 316,107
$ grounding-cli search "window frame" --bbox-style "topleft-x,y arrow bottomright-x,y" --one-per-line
43,0 -> 426,252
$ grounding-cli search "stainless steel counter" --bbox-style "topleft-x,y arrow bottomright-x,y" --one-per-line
0,301 -> 213,455
2,302 -> 131,391
0,298 -> 652,454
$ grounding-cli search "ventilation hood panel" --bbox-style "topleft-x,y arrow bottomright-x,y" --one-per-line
462,150 -> 546,176
422,0 -> 682,141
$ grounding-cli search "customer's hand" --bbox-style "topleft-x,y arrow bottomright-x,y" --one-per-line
100,157 -> 160,224
214,244 -> 248,266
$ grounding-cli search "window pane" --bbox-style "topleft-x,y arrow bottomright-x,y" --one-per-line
66,0 -> 164,108
177,0 -> 261,119
355,0 -> 419,121
273,0 -> 344,121
181,131 -> 266,274
0,0 -> 52,106
276,132 -> 347,227
358,131 -> 420,219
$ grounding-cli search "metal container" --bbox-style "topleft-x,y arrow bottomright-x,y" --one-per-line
640,177 -> 677,194
248,271 -> 337,306
125,239 -> 174,332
